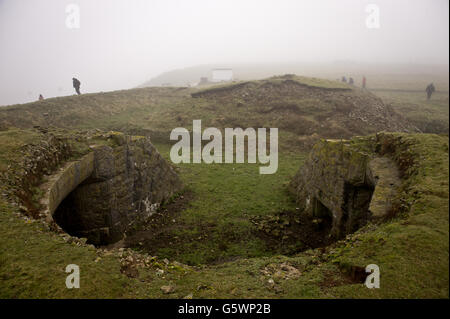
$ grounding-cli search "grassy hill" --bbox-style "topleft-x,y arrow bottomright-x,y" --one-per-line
0,75 -> 418,149
140,63 -> 450,91
140,64 -> 450,134
376,90 -> 449,134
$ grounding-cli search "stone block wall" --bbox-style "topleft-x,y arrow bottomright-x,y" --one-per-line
50,133 -> 183,245
290,139 -> 376,238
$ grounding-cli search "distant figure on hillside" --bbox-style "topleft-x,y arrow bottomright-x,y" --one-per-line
426,83 -> 435,100
349,77 -> 354,85
38,94 -> 44,101
199,77 -> 209,85
72,77 -> 81,95
362,76 -> 366,89
341,76 -> 347,83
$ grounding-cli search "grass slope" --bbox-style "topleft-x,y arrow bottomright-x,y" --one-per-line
0,75 -> 419,148
374,90 -> 449,134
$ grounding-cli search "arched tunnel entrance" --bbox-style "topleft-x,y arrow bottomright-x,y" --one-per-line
47,145 -> 135,246
40,140 -> 183,246
53,176 -> 122,245
340,182 -> 375,236
40,150 -> 122,246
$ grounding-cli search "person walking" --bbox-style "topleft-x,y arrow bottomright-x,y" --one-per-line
72,77 -> 81,95
426,83 -> 435,100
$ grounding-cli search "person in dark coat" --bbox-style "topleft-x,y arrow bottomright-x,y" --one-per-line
426,83 -> 435,100
72,77 -> 81,95
362,76 -> 366,89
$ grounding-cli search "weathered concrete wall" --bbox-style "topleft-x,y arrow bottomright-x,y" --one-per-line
290,139 -> 376,238
38,132 -> 182,245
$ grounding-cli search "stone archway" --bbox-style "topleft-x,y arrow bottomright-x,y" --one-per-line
40,136 -> 183,245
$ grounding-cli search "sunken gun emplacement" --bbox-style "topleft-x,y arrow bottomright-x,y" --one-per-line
41,132 -> 183,245
290,138 -> 383,239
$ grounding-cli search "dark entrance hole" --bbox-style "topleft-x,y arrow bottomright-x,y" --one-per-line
311,197 -> 333,231
340,182 -> 374,236
53,179 -> 121,246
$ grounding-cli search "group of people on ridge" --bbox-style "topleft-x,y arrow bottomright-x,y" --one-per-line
37,76 -> 437,101
340,75 -> 436,100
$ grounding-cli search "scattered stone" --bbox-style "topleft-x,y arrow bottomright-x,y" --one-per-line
161,285 -> 175,294
196,284 -> 209,291
261,262 -> 302,280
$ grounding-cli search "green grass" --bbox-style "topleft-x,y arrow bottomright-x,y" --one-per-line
147,143 -> 306,265
1,74 -> 400,147
0,201 -> 134,298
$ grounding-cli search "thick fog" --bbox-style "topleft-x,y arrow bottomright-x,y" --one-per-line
0,0 -> 448,105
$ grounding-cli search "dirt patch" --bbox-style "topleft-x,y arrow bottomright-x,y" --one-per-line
338,265 -> 368,284
105,190 -> 194,250
320,269 -> 363,289
125,218 -> 216,261
105,190 -> 249,265
120,263 -> 140,278
250,210 -> 335,255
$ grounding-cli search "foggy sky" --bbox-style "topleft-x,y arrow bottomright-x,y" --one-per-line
0,0 -> 448,105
